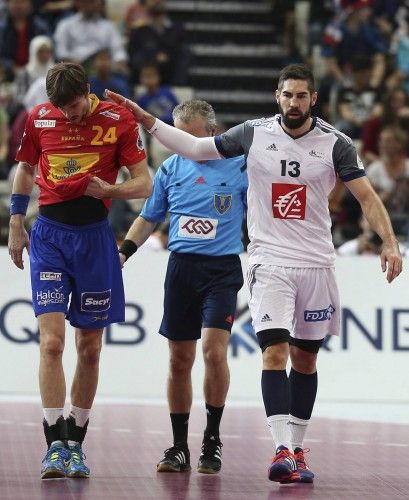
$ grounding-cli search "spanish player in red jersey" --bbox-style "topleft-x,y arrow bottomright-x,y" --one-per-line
8,62 -> 152,479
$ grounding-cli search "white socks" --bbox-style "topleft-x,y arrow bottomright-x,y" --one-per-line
69,405 -> 91,428
288,415 -> 309,450
267,414 -> 310,452
267,414 -> 292,451
43,408 -> 64,426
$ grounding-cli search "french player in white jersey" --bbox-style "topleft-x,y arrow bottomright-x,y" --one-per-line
106,64 -> 402,484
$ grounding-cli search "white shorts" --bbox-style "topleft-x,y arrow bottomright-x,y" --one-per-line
247,264 -> 340,340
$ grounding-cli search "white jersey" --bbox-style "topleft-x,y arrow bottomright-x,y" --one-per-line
215,115 -> 365,268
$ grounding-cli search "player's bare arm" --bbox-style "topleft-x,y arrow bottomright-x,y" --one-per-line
84,158 -> 152,200
345,176 -> 402,283
8,162 -> 36,270
118,216 -> 157,267
105,90 -> 220,162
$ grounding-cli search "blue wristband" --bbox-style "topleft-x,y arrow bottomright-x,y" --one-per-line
10,194 -> 30,216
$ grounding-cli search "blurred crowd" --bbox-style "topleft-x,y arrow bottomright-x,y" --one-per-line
0,0 -> 408,254
278,0 -> 409,253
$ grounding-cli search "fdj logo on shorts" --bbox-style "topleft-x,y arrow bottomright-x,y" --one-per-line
304,304 -> 335,322
81,290 -> 111,312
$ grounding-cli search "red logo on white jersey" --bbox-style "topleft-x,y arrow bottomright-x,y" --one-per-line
272,183 -> 306,219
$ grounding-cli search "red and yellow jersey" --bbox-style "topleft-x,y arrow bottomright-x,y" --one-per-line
16,94 -> 146,207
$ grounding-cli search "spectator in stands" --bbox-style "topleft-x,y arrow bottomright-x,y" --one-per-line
32,0 -> 74,32
14,35 -> 54,104
0,0 -> 51,80
362,87 -> 409,164
123,0 -> 147,36
8,75 -> 48,168
388,175 -> 409,239
387,9 -> 409,94
89,49 -> 131,101
137,64 -> 178,125
337,215 -> 383,255
136,63 -> 179,169
53,0 -> 128,74
366,126 -> 409,204
127,0 -> 190,85
0,106 -> 10,179
334,55 -> 380,139
321,0 -> 387,90
22,74 -> 47,110
0,59 -> 16,111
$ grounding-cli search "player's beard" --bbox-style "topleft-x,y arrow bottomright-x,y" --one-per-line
278,102 -> 312,129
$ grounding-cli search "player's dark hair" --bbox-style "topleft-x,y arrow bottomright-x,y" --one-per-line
46,62 -> 89,107
278,64 -> 316,93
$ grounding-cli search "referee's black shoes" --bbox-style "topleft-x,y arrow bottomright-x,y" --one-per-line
197,436 -> 223,474
157,444 -> 191,472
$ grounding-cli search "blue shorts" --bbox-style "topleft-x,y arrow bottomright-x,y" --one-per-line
30,215 -> 124,329
159,252 -> 244,341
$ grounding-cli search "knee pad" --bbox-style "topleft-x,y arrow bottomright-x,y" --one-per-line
256,329 -> 291,352
289,337 -> 324,354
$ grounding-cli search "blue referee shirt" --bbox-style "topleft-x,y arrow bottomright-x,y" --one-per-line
141,154 -> 248,255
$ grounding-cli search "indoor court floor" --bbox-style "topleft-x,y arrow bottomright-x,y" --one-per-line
1,400 -> 408,500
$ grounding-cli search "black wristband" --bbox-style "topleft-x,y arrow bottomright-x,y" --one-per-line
119,239 -> 138,261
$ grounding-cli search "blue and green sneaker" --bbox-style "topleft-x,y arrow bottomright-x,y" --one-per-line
41,442 -> 71,479
66,444 -> 90,478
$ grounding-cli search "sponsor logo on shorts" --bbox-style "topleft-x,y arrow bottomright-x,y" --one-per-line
304,304 -> 335,322
261,313 -> 272,323
92,315 -> 109,322
99,110 -> 120,120
37,286 -> 65,306
34,120 -> 56,128
81,290 -> 111,312
178,216 -> 218,239
40,272 -> 62,281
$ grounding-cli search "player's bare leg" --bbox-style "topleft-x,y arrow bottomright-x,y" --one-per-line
157,340 -> 196,472
66,328 -> 103,478
198,328 -> 230,474
38,312 -> 70,478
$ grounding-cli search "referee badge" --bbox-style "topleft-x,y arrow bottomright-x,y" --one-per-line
214,193 -> 232,214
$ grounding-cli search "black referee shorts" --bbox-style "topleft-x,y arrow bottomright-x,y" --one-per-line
159,252 -> 244,341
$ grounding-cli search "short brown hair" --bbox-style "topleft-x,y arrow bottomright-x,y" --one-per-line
46,62 -> 89,107
278,64 -> 316,93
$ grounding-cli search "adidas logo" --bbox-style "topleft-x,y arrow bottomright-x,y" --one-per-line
261,313 -> 272,322
195,176 -> 206,184
266,143 -> 278,151
309,149 -> 324,158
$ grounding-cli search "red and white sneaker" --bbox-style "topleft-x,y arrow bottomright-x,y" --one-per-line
280,447 -> 314,484
268,446 -> 300,483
